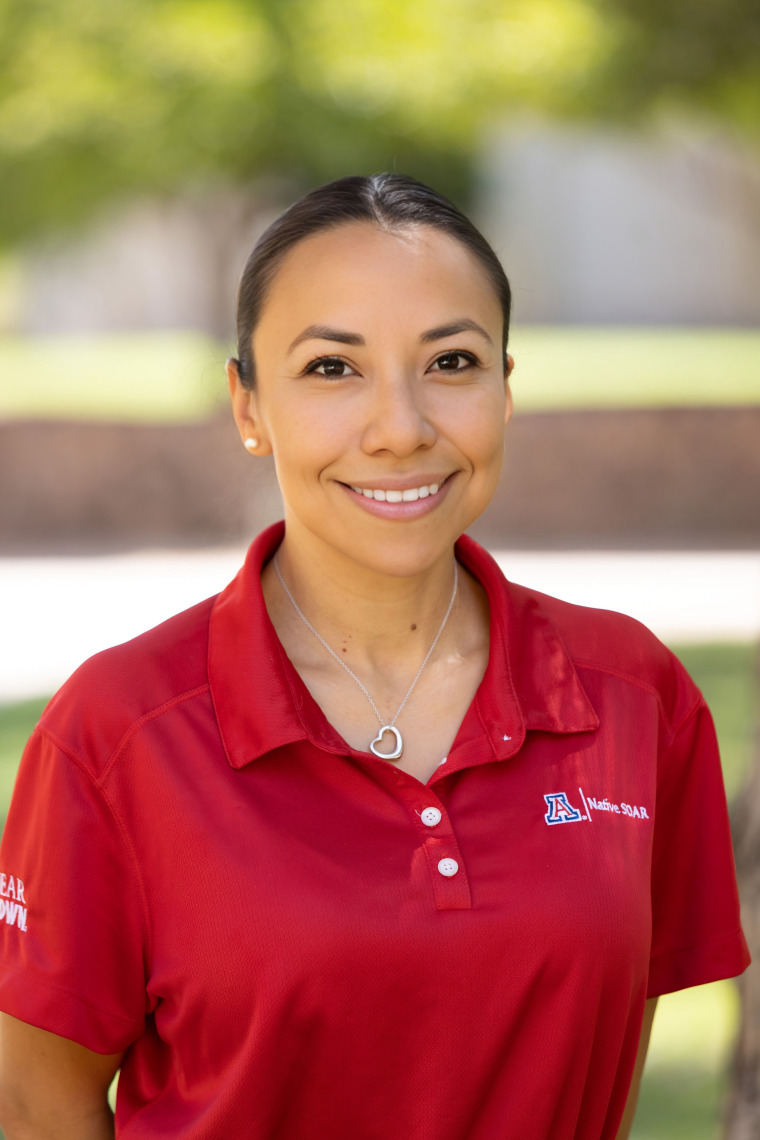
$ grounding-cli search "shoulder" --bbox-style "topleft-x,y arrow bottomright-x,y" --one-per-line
36,594 -> 218,776
458,536 -> 699,726
508,579 -> 673,677
509,579 -> 701,728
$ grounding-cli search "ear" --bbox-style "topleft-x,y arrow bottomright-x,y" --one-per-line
226,358 -> 271,456
504,353 -> 515,428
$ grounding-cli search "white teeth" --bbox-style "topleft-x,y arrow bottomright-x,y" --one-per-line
349,481 -> 444,500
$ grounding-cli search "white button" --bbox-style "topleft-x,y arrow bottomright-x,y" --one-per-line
437,858 -> 459,877
421,807 -> 442,827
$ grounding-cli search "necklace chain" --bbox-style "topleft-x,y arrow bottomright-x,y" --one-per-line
273,552 -> 458,736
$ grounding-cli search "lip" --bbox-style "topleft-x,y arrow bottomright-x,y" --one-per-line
338,474 -> 454,519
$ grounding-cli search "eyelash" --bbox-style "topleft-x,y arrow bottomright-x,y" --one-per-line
303,356 -> 353,378
303,351 -> 479,377
430,351 -> 479,372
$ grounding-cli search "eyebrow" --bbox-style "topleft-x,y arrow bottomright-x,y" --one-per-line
419,319 -> 493,346
287,325 -> 365,354
287,317 -> 494,356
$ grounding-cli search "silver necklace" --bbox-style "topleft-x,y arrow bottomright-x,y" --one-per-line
273,553 -> 458,760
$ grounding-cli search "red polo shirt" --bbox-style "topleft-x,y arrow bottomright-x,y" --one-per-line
0,524 -> 748,1139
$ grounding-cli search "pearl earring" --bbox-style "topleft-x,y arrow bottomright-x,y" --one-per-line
244,438 -> 259,452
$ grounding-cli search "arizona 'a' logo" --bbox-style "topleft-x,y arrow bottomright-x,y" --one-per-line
544,792 -> 583,825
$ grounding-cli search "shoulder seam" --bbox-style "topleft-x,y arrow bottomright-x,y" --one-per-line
573,659 -> 667,717
573,659 -> 700,743
662,693 -> 705,749
36,724 -> 89,772
101,684 -> 211,783
34,725 -> 156,973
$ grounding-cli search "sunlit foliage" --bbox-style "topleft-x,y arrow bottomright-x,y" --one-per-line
0,0 -> 757,246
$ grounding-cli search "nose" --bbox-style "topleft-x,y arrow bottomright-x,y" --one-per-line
360,372 -> 437,458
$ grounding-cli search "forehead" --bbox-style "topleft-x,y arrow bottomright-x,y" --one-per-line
256,222 -> 502,342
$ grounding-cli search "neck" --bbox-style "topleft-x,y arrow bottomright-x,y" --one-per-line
263,517 -> 460,675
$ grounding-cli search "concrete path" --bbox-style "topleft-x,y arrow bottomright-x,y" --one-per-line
2,548 -> 759,702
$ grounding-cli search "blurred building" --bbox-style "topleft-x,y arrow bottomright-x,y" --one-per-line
11,123 -> 760,336
479,122 -> 760,325
15,188 -> 279,339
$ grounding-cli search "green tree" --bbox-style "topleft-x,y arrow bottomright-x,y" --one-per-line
0,0 -> 757,247
586,0 -> 760,127
0,0 -> 630,247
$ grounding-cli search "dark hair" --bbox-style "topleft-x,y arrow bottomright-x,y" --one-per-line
233,173 -> 511,388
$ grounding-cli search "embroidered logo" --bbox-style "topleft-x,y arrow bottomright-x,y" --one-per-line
544,788 -> 650,826
544,792 -> 583,825
0,873 -> 27,932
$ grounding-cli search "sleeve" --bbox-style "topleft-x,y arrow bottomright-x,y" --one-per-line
648,699 -> 750,997
0,726 -> 149,1053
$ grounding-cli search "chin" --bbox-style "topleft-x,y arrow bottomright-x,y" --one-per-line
340,532 -> 464,580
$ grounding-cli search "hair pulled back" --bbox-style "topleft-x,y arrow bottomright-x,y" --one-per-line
233,174 -> 512,388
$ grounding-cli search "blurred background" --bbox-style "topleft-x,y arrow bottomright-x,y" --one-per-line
0,1 -> 759,1135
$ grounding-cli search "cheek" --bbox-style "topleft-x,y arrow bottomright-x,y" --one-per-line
452,390 -> 508,462
266,399 -> 350,488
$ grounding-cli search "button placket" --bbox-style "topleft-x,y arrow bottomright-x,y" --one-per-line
417,797 -> 470,909
421,835 -> 472,910
389,780 -> 472,911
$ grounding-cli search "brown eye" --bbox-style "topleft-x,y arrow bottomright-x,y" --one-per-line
306,357 -> 354,378
432,352 -> 475,372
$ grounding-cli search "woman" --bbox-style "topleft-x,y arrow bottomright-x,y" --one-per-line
0,175 -> 749,1139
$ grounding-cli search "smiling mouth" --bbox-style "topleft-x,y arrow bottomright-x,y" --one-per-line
346,480 -> 443,503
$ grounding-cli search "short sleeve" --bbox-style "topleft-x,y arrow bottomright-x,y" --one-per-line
648,699 -> 750,997
0,726 -> 149,1053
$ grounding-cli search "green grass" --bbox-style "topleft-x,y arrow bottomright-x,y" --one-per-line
509,327 -> 760,410
672,642 -> 759,800
632,1065 -> 727,1140
633,981 -> 740,1140
0,641 -> 756,1137
0,696 -> 48,824
1,328 -> 759,421
0,332 -> 229,422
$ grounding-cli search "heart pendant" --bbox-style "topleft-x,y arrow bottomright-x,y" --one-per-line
370,725 -> 403,760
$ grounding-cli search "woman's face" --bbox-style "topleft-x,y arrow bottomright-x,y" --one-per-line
229,222 -> 513,579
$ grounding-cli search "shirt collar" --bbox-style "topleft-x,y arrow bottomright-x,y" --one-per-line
455,534 -> 599,761
209,523 -> 598,771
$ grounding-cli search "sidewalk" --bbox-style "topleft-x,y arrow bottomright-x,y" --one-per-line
2,548 -> 759,702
